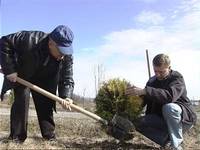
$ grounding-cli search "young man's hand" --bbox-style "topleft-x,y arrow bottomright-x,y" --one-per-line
125,85 -> 146,96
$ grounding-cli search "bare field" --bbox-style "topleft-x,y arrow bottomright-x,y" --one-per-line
0,102 -> 200,149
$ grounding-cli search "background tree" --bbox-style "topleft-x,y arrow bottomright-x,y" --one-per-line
94,64 -> 105,96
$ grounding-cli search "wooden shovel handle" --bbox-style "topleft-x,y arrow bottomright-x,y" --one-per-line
0,70 -> 108,125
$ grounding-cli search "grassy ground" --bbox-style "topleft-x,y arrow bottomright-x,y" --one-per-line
0,113 -> 160,149
0,101 -> 199,149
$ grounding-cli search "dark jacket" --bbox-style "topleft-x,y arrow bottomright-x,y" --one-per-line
143,70 -> 197,125
0,30 -> 74,99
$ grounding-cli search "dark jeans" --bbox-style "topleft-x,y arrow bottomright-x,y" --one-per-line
135,114 -> 169,146
10,78 -> 56,141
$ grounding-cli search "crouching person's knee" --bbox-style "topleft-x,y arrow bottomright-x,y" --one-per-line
162,103 -> 182,121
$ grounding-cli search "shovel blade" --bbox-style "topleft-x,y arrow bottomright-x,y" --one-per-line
107,114 -> 135,141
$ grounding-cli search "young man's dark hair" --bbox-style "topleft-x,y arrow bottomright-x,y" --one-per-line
153,53 -> 171,67
0,25 -> 74,143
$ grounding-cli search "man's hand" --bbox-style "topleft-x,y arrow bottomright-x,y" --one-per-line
125,85 -> 146,96
59,99 -> 73,111
6,72 -> 18,82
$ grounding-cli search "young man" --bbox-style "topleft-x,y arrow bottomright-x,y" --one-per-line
126,54 -> 197,150
0,25 -> 74,143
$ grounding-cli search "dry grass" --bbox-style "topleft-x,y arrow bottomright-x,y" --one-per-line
0,113 -> 159,149
0,101 -> 199,149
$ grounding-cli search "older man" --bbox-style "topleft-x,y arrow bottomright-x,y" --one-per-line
0,25 -> 74,143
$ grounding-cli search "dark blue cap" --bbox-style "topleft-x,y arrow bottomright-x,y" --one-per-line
49,25 -> 74,55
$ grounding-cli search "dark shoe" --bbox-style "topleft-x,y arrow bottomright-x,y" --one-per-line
43,135 -> 56,141
8,136 -> 25,144
12,138 -> 24,144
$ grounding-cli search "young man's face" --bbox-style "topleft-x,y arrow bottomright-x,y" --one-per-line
153,65 -> 171,80
48,38 -> 64,61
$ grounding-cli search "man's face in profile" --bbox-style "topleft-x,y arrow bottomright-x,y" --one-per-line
153,65 -> 171,80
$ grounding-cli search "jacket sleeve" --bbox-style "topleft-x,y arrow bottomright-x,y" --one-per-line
0,36 -> 19,100
58,55 -> 74,99
145,75 -> 186,105
0,34 -> 20,75
0,78 -> 15,101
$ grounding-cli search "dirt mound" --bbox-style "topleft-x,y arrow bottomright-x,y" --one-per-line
62,137 -> 158,149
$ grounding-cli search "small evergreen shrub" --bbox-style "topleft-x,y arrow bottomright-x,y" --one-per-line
95,78 -> 143,122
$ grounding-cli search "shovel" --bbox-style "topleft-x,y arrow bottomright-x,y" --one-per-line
0,71 -> 135,141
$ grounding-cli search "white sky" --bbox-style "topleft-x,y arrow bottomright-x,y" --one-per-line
0,0 -> 200,99
73,0 -> 200,99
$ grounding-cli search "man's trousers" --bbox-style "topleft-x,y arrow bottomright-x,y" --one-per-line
10,78 -> 57,141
